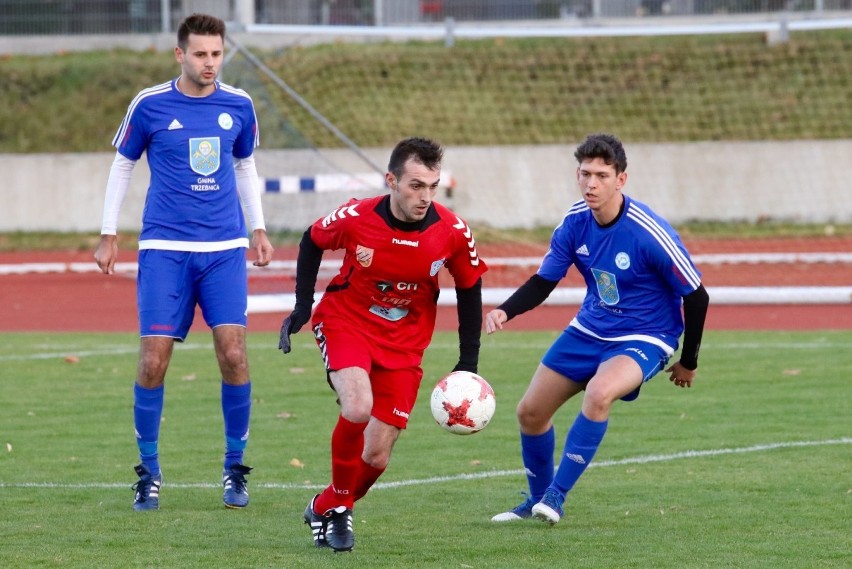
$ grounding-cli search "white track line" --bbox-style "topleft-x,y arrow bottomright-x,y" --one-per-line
0,438 -> 847,490
3,339 -> 850,363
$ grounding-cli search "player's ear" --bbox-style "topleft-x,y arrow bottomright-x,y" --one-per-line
617,170 -> 627,189
385,172 -> 396,190
174,46 -> 184,64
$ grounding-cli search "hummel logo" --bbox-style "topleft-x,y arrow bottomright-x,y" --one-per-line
168,119 -> 183,130
575,244 -> 590,256
566,453 -> 586,464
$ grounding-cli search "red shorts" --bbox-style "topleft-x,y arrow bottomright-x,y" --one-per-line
312,319 -> 423,429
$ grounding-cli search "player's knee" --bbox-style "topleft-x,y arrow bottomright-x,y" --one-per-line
362,447 -> 391,470
340,401 -> 372,423
581,387 -> 616,417
137,353 -> 169,384
516,399 -> 550,432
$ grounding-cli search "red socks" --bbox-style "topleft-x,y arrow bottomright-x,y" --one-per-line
315,415 -> 367,512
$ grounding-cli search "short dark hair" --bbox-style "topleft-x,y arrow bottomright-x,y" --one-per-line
388,137 -> 444,179
574,133 -> 628,174
177,13 -> 226,51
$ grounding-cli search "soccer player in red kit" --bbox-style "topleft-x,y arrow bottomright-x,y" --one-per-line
278,137 -> 487,552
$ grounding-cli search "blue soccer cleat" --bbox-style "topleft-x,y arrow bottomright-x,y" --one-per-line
222,464 -> 252,509
491,492 -> 536,522
132,463 -> 162,511
531,488 -> 564,525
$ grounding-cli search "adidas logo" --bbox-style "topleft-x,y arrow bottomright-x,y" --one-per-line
566,453 -> 586,464
167,119 -> 183,130
575,244 -> 590,256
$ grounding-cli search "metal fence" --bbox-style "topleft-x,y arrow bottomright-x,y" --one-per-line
1,0 -> 850,34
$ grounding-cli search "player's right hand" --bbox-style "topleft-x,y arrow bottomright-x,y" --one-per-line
94,235 -> 118,275
484,309 -> 508,335
278,306 -> 311,354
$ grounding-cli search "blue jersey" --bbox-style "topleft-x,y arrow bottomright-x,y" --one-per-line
112,79 -> 259,249
538,195 -> 701,351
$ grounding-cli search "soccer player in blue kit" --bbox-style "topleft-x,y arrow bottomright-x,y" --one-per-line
94,13 -> 274,511
487,133 -> 709,525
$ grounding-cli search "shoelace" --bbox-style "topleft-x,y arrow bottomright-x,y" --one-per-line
226,472 -> 247,495
132,476 -> 155,501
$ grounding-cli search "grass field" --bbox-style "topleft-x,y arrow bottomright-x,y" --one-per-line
1,330 -> 849,568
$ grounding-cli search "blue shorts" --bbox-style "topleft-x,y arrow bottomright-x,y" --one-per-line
137,248 -> 247,340
541,327 -> 671,401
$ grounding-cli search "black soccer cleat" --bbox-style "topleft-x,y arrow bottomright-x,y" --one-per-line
325,506 -> 355,552
132,463 -> 162,511
304,494 -> 329,548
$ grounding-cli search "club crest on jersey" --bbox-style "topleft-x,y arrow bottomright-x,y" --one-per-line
189,137 -> 220,175
592,268 -> 620,305
356,244 -> 374,267
615,252 -> 631,270
218,113 -> 234,130
430,258 -> 446,276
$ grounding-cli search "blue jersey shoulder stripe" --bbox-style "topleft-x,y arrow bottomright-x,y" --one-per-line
217,81 -> 260,148
111,80 -> 173,148
218,81 -> 252,100
565,200 -> 588,216
625,204 -> 701,289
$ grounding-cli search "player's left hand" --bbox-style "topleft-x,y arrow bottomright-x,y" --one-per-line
278,306 -> 311,354
666,361 -> 696,388
251,229 -> 274,267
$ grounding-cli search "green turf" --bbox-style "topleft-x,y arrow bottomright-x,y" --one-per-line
0,330 -> 849,568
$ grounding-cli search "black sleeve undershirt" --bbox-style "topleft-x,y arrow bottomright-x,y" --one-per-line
497,274 -> 559,321
679,284 -> 710,370
455,278 -> 483,372
294,228 -> 323,310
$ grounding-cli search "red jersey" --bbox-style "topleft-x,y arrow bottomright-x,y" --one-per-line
310,195 -> 487,353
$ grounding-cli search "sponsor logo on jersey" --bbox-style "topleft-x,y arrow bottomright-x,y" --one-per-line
615,252 -> 631,269
575,244 -> 590,256
189,137 -> 220,176
355,244 -> 373,267
392,237 -> 419,247
377,280 -> 393,293
592,268 -> 620,305
167,118 -> 183,130
191,176 -> 220,192
218,112 -> 234,130
430,258 -> 446,276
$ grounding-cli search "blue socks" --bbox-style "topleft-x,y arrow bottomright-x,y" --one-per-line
520,426 -> 555,501
134,383 -> 164,477
134,381 -> 251,473
222,381 -> 251,469
551,412 -> 608,497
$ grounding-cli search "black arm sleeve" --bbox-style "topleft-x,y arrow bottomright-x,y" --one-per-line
454,278 -> 483,373
294,228 -> 324,309
679,284 -> 710,370
497,274 -> 560,321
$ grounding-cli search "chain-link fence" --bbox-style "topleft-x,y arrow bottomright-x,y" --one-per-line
2,0 -> 851,35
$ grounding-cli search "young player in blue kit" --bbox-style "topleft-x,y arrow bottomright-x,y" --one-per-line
487,133 -> 709,524
94,13 -> 274,511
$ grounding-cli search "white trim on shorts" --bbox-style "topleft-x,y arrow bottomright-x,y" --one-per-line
568,318 -> 676,356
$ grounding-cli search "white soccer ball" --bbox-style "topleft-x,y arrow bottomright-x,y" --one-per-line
430,371 -> 496,435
